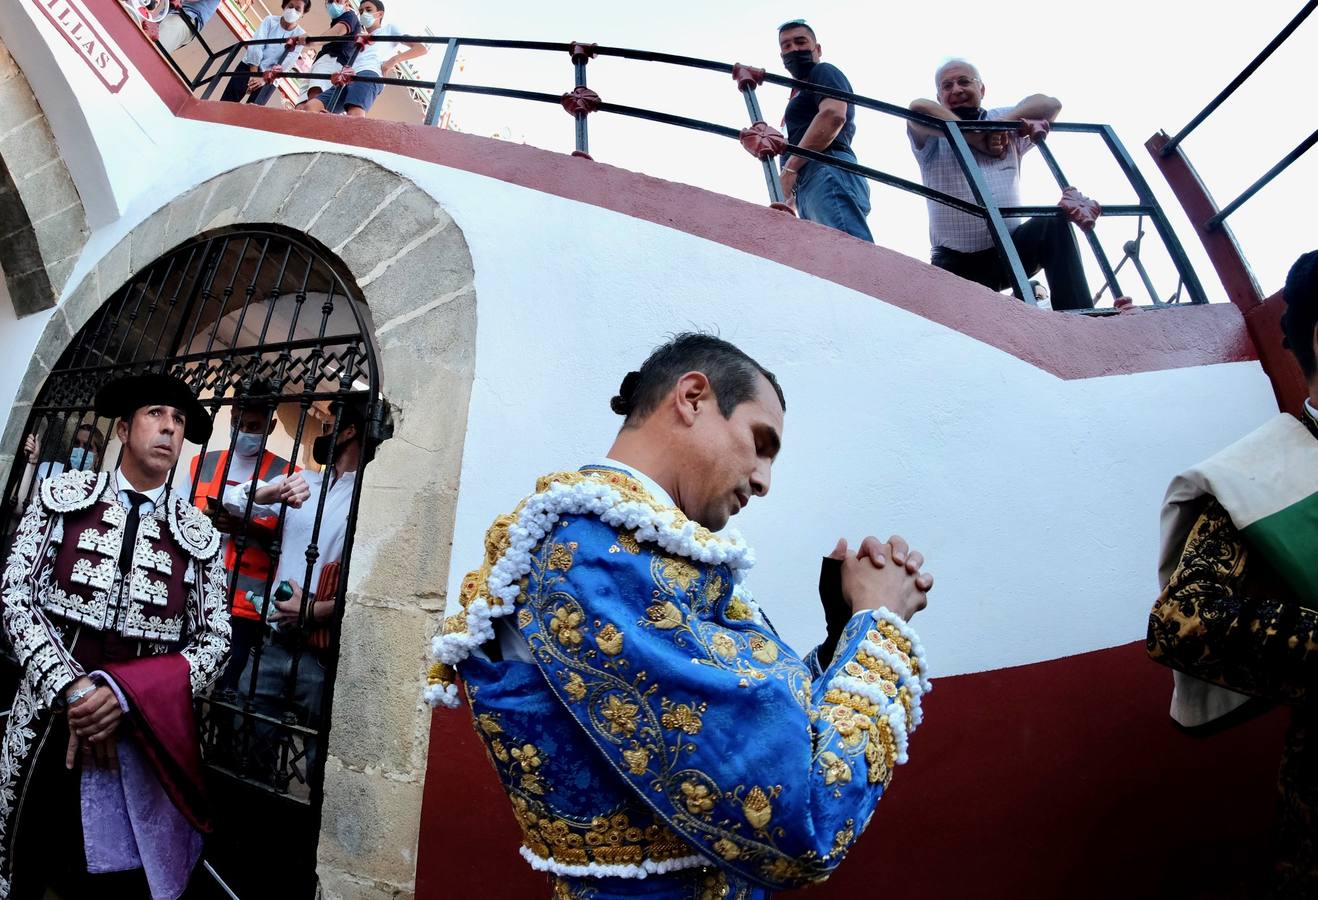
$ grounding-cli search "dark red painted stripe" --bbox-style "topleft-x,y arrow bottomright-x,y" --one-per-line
416,642 -> 1289,900
90,6 -> 1259,383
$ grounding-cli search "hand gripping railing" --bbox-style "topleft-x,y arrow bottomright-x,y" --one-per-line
150,22 -> 1210,310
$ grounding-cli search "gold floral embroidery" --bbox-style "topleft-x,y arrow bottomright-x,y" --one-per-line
724,596 -> 752,621
660,699 -> 706,735
622,746 -> 650,775
749,634 -> 779,664
564,671 -> 587,701
705,573 -> 726,605
513,795 -> 691,867
821,702 -> 872,747
550,605 -> 585,647
681,781 -> 715,815
741,786 -> 773,830
865,717 -> 897,786
698,871 -> 731,899
548,542 -> 578,572
517,608 -> 533,629
442,612 -> 468,635
601,695 -> 640,736
476,713 -> 503,735
596,623 -> 624,656
713,838 -> 742,860
615,532 -> 641,554
646,600 -> 684,629
819,751 -> 852,785
710,631 -> 737,658
655,556 -> 700,594
427,661 -> 456,689
830,820 -> 855,858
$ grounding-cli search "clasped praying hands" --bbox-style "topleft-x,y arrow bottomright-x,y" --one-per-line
829,534 -> 934,621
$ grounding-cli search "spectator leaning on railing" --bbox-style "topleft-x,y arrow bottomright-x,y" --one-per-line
157,0 -> 222,54
907,59 -> 1092,310
221,0 -> 309,106
298,0 -> 361,108
775,19 -> 873,242
305,0 -> 426,117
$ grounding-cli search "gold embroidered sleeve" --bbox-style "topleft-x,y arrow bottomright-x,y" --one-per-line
1148,498 -> 1317,703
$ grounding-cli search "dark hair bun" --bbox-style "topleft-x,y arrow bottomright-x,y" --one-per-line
610,370 -> 641,416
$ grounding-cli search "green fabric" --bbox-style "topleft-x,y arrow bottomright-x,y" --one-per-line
1242,490 -> 1318,605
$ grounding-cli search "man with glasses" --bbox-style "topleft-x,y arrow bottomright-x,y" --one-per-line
776,20 -> 873,242
907,59 -> 1092,310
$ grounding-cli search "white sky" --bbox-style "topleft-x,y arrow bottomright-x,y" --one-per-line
379,0 -> 1314,303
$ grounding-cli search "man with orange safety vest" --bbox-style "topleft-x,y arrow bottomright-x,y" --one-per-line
178,379 -> 294,691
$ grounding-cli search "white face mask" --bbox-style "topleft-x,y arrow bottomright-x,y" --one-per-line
360,11 -> 376,29
282,7 -> 302,24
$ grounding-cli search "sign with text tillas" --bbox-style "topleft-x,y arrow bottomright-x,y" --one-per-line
28,0 -> 129,93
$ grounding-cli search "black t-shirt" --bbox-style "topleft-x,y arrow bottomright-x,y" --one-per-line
315,11 -> 362,65
783,62 -> 856,156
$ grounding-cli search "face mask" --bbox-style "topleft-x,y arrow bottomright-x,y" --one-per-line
951,106 -> 984,121
282,8 -> 302,24
68,447 -> 94,471
234,431 -> 263,458
782,50 -> 816,80
312,430 -> 357,465
360,11 -> 376,29
326,2 -> 343,17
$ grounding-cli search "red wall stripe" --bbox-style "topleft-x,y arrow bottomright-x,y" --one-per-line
416,642 -> 1289,899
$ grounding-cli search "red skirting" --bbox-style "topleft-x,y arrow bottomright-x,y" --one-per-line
416,641 -> 1288,899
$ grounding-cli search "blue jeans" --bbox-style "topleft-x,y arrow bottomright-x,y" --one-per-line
793,149 -> 873,242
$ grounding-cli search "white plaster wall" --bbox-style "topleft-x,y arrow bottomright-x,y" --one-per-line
436,196 -> 1278,678
0,5 -> 1280,680
0,265 -> 54,418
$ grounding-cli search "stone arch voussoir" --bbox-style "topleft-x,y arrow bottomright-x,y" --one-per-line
0,40 -> 89,316
3,150 -> 476,900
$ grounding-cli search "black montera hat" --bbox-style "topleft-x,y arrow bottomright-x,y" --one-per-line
94,372 -> 213,444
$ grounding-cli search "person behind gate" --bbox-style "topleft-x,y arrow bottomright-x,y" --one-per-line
178,378 -> 295,692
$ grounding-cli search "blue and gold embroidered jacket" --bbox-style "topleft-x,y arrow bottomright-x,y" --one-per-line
428,467 -> 930,897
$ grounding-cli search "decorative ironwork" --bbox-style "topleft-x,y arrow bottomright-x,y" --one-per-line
560,85 -> 601,117
569,42 -> 598,64
731,63 -> 766,92
0,227 -> 384,899
739,121 -> 787,161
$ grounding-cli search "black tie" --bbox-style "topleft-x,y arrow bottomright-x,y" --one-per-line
119,491 -> 150,575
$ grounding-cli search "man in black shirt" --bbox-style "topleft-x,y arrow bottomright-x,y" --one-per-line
777,20 -> 873,242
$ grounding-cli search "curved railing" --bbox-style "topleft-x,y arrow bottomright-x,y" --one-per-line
145,16 -> 1209,312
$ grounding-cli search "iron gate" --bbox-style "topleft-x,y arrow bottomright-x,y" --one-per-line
0,226 -> 384,898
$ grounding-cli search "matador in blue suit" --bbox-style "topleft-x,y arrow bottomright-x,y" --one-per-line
426,334 -> 936,898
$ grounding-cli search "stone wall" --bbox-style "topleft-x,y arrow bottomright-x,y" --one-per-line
0,38 -> 87,316
4,152 -> 477,900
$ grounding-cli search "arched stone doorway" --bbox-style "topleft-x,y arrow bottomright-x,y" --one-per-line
0,153 -> 476,899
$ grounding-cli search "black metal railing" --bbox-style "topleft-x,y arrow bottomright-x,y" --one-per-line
144,17 -> 1208,309
1159,1 -> 1316,232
